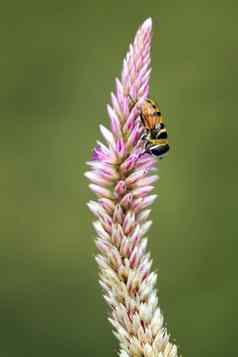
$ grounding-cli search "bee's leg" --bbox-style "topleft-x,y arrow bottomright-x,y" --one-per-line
141,128 -> 149,141
136,144 -> 148,160
144,142 -> 151,154
138,139 -> 150,155
140,113 -> 146,126
134,135 -> 149,160
141,133 -> 147,141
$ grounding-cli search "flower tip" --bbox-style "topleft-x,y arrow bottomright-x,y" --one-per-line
84,171 -> 90,179
99,124 -> 114,145
86,160 -> 94,167
143,17 -> 152,30
86,201 -> 94,212
91,145 -> 100,160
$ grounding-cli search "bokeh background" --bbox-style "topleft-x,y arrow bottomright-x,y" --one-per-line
1,0 -> 238,356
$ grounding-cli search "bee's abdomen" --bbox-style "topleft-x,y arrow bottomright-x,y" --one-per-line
149,144 -> 170,158
156,130 -> 168,139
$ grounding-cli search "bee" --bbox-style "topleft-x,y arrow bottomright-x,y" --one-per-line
140,98 -> 169,158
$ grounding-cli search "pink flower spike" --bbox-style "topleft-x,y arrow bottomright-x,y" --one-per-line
137,209 -> 151,223
92,221 -> 110,240
96,239 -> 111,256
120,236 -> 131,257
127,124 -> 143,149
115,138 -> 126,160
120,192 -> 133,209
132,185 -> 154,198
129,246 -> 139,269
113,204 -> 124,224
95,256 -> 109,273
99,198 -> 115,215
87,200 -> 107,218
123,106 -> 140,134
138,80 -> 149,98
92,145 -> 100,160
141,194 -> 158,207
140,220 -> 153,237
136,154 -> 157,170
89,184 -> 113,199
84,171 -> 111,186
107,104 -> 122,136
110,92 -> 123,120
132,194 -> 158,213
120,154 -> 137,172
130,224 -> 141,240
111,223 -> 124,247
86,17 -> 179,357
123,211 -> 135,234
114,180 -> 127,196
122,95 -> 129,117
134,174 -> 159,187
142,17 -> 152,31
129,84 -> 137,102
138,67 -> 152,87
100,124 -> 115,147
121,58 -> 129,85
115,78 -> 124,105
86,161 -> 119,180
137,61 -> 150,80
88,201 -> 113,226
126,169 -> 148,186
93,141 -> 117,163
91,144 -> 107,161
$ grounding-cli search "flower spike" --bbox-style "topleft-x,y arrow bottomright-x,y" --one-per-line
86,17 -> 178,357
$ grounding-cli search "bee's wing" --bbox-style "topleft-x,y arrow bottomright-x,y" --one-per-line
144,113 -> 160,129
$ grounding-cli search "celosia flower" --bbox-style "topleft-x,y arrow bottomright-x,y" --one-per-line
85,18 -> 178,357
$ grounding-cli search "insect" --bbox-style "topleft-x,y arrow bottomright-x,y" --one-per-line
140,98 -> 169,158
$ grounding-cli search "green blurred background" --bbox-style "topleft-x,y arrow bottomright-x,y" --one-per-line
1,0 -> 238,356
